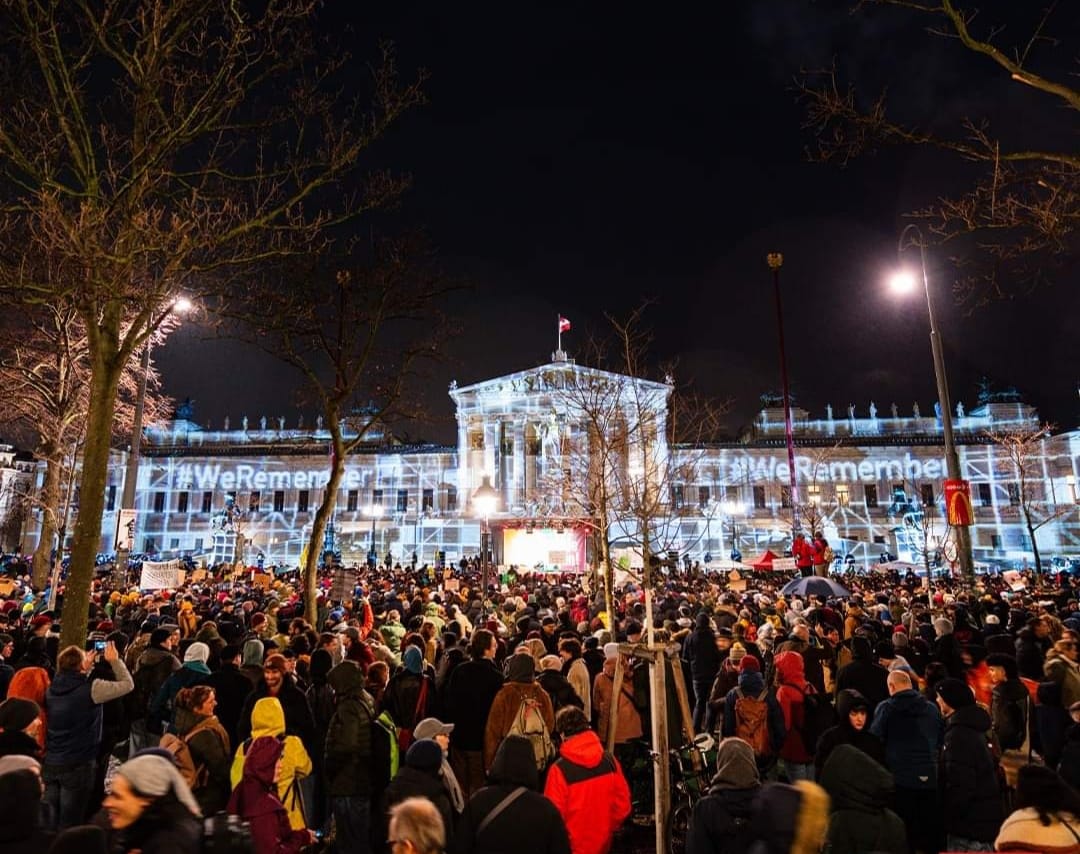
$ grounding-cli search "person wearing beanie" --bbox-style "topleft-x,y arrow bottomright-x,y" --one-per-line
0,697 -> 42,759
0,754 -> 53,854
706,645 -> 746,732
236,653 -> 316,760
484,653 -> 555,771
129,624 -> 180,743
987,653 -> 1036,791
104,754 -> 201,852
720,654 -> 785,770
204,644 -> 253,748
148,641 -> 212,734
934,676 -> 1003,849
686,737 -> 762,854
537,654 -> 584,716
382,739 -> 455,847
239,638 -> 265,687
835,636 -> 889,714
383,644 -> 436,750
304,648 -> 336,825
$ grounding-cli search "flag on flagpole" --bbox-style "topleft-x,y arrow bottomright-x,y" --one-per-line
558,316 -> 571,333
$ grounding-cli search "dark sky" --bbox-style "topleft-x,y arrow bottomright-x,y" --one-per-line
157,2 -> 1080,444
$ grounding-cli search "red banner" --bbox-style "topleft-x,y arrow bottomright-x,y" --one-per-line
944,479 -> 974,526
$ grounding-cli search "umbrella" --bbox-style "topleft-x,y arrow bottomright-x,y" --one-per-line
781,576 -> 851,599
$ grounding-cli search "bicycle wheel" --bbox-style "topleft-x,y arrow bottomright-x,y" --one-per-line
666,798 -> 694,854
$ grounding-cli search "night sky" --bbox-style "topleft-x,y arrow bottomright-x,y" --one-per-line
157,2 -> 1080,445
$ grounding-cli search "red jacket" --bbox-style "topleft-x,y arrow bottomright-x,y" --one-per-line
544,730 -> 631,854
792,538 -> 814,569
774,651 -> 813,763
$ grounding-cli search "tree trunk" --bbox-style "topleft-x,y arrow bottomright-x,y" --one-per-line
31,454 -> 63,589
304,427 -> 345,625
1025,510 -> 1042,574
63,361 -> 122,648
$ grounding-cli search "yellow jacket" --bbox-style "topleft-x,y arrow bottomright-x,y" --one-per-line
230,697 -> 312,829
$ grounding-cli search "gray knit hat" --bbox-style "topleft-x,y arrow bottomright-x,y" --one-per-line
118,754 -> 202,817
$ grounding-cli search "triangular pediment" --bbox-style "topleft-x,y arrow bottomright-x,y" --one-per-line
449,361 -> 671,403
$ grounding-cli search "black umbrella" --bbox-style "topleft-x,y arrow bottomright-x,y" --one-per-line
780,576 -> 851,599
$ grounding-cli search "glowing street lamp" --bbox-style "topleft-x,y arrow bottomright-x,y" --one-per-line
888,225 -> 973,580
364,504 -> 383,566
721,500 -> 746,560
473,475 -> 499,596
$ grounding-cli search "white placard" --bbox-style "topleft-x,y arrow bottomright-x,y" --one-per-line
139,560 -> 182,590
115,509 -> 138,551
771,557 -> 797,571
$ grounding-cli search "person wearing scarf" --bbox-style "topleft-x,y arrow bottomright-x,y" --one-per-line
103,754 -> 201,854
227,736 -> 313,854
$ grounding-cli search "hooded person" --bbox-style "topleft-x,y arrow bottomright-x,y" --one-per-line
383,645 -> 436,748
818,744 -> 906,854
813,689 -> 885,775
230,696 -> 312,830
0,697 -> 43,759
382,738 -> 455,847
773,650 -> 815,780
686,737 -> 762,854
324,660 -> 377,852
103,754 -> 201,854
227,735 -> 312,854
0,756 -> 52,854
149,641 -> 212,733
747,779 -> 830,854
303,647 -> 335,832
834,637 -> 889,713
451,734 -> 571,854
239,638 -> 265,686
483,652 -> 555,771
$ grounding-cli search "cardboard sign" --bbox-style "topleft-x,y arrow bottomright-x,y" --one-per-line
444,578 -> 460,592
0,579 -> 14,596
1002,570 -> 1026,591
252,574 -> 272,589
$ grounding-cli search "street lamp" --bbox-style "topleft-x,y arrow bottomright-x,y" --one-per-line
722,500 -> 746,560
114,296 -> 195,585
767,253 -> 800,532
889,225 -> 974,581
473,475 -> 499,597
364,504 -> 383,566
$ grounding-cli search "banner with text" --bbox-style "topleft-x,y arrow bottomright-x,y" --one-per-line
139,560 -> 182,590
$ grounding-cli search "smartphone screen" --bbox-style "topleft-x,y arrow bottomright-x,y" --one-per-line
94,641 -> 106,652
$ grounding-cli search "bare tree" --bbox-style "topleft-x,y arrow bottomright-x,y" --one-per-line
986,423 -> 1068,573
796,0 -> 1078,307
233,237 -> 448,623
0,2 -> 423,645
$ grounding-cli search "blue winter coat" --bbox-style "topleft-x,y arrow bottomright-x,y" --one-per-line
869,688 -> 943,790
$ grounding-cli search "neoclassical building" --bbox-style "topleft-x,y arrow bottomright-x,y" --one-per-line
16,353 -> 1080,572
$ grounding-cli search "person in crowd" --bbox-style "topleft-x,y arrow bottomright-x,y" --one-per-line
44,640 -> 133,829
773,650 -> 814,782
559,637 -> 592,719
683,612 -> 721,731
227,735 -> 314,854
706,641 -> 745,734
130,626 -> 180,743
935,678 -> 1003,851
46,825 -> 109,854
819,743 -> 906,854
720,654 -> 786,773
994,764 -> 1080,852
987,652 -> 1035,796
0,755 -> 53,853
792,532 -> 815,578
414,716 -> 465,816
538,654 -> 585,714
591,643 -> 642,779
870,669 -> 942,854
747,779 -> 830,854
203,643 -> 253,750
387,796 -> 446,854
485,651 -> 555,772
384,645 -> 437,745
149,640 -> 211,733
0,696 -> 43,758
304,647 -> 335,832
237,653 -> 315,756
102,754 -> 202,854
447,627 -> 504,797
324,660 -> 376,854
813,688 -> 884,776
686,737 -> 762,854
835,636 -> 889,712
1044,638 -> 1080,709
7,665 -> 50,754
775,623 -> 827,694
239,637 -> 265,685
173,684 -> 232,815
383,739 -> 455,847
452,733 -> 571,854
231,696 -> 312,830
544,706 -> 631,854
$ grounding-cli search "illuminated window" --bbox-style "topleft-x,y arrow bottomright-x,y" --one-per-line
1007,483 -> 1021,506
836,484 -> 850,506
177,491 -> 189,514
753,486 -> 766,509
397,490 -> 408,513
670,485 -> 685,509
298,490 -> 310,513
153,492 -> 166,513
469,430 -> 484,450
977,483 -> 992,506
346,490 -> 358,512
864,484 -> 878,508
422,489 -> 434,511
106,485 -> 116,512
446,486 -> 458,512
201,491 -> 213,514
807,484 -> 821,505
372,488 -> 383,507
780,487 -> 792,509
273,491 -> 285,513
249,491 -> 260,513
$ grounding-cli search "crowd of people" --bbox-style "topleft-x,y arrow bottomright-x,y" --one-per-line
0,556 -> 1078,854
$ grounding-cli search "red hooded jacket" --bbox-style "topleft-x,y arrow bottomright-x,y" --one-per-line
774,650 -> 813,763
544,729 -> 631,854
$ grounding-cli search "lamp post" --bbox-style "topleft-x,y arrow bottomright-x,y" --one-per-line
472,475 -> 499,598
114,296 -> 193,586
364,504 -> 383,567
722,500 -> 746,561
767,253 -> 800,533
889,226 -> 974,582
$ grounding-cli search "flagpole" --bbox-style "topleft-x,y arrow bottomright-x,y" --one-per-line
557,315 -> 562,354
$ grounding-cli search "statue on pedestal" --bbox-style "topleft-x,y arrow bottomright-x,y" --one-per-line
277,416 -> 285,431
826,403 -> 833,421
956,401 -> 965,418
890,402 -> 898,419
869,401 -> 877,419
847,403 -> 855,420
242,415 -> 248,431
223,416 -> 230,431
259,415 -> 267,430
912,402 -> 921,418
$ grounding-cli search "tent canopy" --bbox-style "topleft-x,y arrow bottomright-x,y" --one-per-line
748,550 -> 780,570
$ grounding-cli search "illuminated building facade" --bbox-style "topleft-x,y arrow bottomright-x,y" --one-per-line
18,357 -> 1080,572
